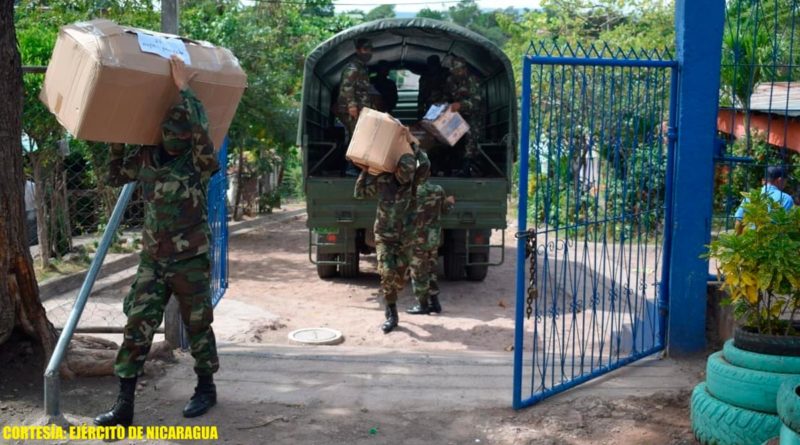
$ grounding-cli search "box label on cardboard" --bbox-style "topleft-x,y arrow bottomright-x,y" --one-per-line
423,103 -> 448,121
137,32 -> 192,64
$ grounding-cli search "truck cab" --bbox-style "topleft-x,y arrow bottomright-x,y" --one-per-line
298,18 -> 517,281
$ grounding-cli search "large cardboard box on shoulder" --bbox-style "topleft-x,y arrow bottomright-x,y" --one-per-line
345,108 -> 418,175
39,19 -> 247,148
420,103 -> 470,147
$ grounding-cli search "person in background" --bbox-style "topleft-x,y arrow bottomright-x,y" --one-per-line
734,165 -> 793,235
417,55 -> 448,119
371,60 -> 398,114
445,57 -> 482,177
95,55 -> 220,427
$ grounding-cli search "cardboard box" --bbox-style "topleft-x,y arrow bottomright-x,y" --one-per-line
345,108 -> 417,175
420,103 -> 470,146
39,19 -> 247,148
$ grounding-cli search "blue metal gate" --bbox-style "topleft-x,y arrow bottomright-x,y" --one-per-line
513,43 -> 678,409
208,138 -> 229,307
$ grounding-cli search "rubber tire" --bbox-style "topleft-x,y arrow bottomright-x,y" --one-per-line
691,383 -> 780,445
339,253 -> 359,278
734,325 -> 800,357
444,250 -> 465,281
724,339 -> 800,374
782,424 -> 800,445
706,351 -> 797,414
316,253 -> 337,279
776,378 -> 800,434
466,253 -> 489,281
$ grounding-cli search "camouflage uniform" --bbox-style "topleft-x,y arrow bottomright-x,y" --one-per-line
409,181 -> 454,305
354,150 -> 430,304
336,58 -> 372,138
445,59 -> 482,162
108,88 -> 219,378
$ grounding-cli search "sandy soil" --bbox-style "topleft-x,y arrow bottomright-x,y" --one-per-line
0,206 -> 703,445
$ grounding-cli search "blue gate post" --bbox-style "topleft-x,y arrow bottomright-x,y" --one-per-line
668,0 -> 725,355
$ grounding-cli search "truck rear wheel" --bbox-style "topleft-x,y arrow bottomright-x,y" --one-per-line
466,253 -> 489,281
444,250 -> 466,281
317,253 -> 337,279
339,253 -> 360,278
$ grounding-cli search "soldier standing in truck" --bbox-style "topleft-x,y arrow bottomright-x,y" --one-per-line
445,57 -> 482,177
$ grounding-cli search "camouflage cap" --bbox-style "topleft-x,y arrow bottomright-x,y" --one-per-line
161,102 -> 192,153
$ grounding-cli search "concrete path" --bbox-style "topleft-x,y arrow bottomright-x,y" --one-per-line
158,343 -> 699,413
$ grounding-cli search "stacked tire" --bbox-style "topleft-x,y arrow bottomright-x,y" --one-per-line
776,379 -> 800,445
691,339 -> 800,445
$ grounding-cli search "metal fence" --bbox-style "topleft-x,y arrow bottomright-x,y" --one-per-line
714,0 -> 800,232
514,42 -> 676,408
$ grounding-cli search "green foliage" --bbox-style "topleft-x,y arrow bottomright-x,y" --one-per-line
365,4 -> 395,21
706,190 -> 800,335
719,0 -> 800,108
416,8 -> 445,20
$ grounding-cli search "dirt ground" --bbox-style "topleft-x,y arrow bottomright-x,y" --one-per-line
0,206 -> 705,444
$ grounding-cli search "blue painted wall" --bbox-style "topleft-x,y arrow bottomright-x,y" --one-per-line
669,0 -> 726,355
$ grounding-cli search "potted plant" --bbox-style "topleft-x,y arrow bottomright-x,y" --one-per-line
706,190 -> 800,354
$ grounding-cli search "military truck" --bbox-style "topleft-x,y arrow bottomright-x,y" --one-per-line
298,18 -> 517,281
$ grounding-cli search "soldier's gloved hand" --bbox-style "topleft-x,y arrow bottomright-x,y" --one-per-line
450,102 -> 462,113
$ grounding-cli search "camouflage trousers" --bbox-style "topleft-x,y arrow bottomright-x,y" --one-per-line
376,240 -> 412,304
115,252 -> 219,378
409,248 -> 440,304
462,116 -> 481,160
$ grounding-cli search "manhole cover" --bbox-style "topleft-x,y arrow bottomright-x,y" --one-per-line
288,327 -> 344,345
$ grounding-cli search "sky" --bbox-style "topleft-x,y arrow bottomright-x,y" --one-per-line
333,0 -> 541,14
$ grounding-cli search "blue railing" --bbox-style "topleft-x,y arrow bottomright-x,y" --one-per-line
208,138 -> 229,307
514,43 -> 677,409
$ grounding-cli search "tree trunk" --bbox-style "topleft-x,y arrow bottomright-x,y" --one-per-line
0,0 -> 57,355
234,144 -> 245,220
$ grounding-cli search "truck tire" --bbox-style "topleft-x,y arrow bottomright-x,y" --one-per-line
691,382 -> 780,445
466,253 -> 489,281
317,253 -> 337,279
444,250 -> 465,281
339,253 -> 360,278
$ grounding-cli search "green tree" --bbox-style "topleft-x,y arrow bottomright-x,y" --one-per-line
416,8 -> 446,20
365,4 -> 395,21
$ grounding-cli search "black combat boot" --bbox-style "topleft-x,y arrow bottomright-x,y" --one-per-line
382,304 -> 399,333
94,377 -> 136,427
183,374 -> 217,418
406,301 -> 430,315
429,295 -> 442,314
